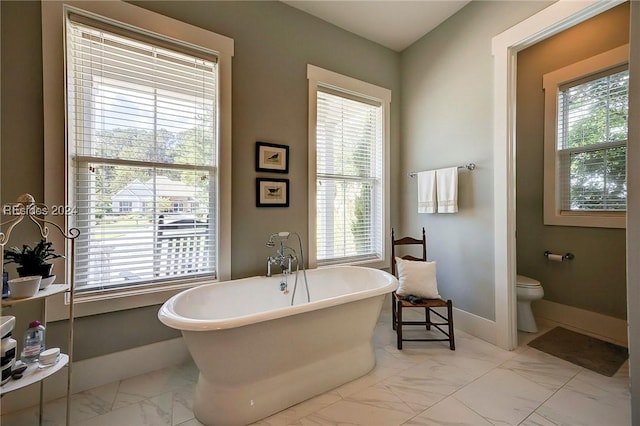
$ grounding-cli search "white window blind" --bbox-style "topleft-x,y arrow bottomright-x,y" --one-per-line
315,88 -> 383,264
66,16 -> 218,293
557,67 -> 628,212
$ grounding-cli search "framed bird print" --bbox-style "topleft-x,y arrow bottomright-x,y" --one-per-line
256,142 -> 289,173
256,178 -> 289,207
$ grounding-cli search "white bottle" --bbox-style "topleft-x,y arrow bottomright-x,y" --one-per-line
1,336 -> 17,366
21,320 -> 45,364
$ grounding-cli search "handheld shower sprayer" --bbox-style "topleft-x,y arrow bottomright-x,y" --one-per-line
266,231 -> 291,248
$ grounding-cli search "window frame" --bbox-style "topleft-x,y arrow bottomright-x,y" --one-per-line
42,0 -> 233,319
543,44 -> 629,228
307,65 -> 391,269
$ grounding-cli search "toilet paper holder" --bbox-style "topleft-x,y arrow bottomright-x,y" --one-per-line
544,251 -> 575,261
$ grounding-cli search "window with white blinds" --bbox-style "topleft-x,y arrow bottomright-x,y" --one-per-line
316,89 -> 383,263
308,65 -> 390,268
543,45 -> 628,228
66,16 -> 218,292
557,67 -> 628,212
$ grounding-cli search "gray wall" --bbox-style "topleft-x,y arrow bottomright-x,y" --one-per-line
399,1 -> 551,320
515,3 -> 629,320
0,1 -> 401,360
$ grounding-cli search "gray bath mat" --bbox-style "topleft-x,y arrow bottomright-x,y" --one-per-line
527,326 -> 628,377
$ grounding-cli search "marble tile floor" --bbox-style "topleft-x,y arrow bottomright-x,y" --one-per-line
1,309 -> 631,426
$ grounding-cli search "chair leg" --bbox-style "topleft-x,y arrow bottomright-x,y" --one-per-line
396,302 -> 403,350
447,300 -> 455,351
392,294 -> 397,330
425,307 -> 431,330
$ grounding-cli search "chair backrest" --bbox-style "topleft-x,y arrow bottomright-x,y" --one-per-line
391,227 -> 427,276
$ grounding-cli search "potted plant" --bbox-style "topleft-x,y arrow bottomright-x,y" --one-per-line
3,239 -> 64,278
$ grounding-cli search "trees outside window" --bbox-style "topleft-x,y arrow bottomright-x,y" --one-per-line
543,45 -> 628,228
307,65 -> 391,268
67,16 -> 218,291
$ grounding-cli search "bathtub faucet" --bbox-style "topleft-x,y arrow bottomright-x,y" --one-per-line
266,249 -> 296,278
266,232 -> 296,278
265,232 -> 310,304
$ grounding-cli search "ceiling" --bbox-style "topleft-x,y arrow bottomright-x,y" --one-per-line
282,0 -> 471,52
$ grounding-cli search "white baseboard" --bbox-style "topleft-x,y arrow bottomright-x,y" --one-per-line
401,304 -> 498,346
1,337 -> 190,414
453,307 -> 498,346
407,301 -> 627,350
532,299 -> 628,347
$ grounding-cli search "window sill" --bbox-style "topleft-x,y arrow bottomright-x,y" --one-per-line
543,211 -> 626,229
46,280 -> 212,321
317,257 -> 388,271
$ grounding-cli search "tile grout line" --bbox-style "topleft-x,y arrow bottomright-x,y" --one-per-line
397,343 -> 518,425
426,341 -> 572,426
516,366 -> 584,426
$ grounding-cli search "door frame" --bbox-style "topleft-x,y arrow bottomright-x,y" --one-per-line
491,0 -> 626,350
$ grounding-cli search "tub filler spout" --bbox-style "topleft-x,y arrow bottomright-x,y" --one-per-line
265,231 -> 310,303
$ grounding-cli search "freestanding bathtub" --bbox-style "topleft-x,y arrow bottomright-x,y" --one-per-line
158,265 -> 398,426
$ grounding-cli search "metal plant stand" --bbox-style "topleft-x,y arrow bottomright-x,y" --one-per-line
1,194 -> 79,426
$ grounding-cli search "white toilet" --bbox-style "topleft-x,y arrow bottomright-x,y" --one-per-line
516,275 -> 544,332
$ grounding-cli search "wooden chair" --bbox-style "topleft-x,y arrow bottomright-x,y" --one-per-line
391,227 -> 455,350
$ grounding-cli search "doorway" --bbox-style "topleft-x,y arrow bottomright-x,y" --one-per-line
491,0 -> 626,351
492,0 -> 638,422
514,3 -> 629,347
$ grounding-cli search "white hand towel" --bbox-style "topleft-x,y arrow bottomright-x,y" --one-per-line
417,170 -> 437,213
436,167 -> 458,213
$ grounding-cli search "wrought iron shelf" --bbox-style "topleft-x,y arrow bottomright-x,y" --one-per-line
1,354 -> 69,396
1,194 -> 79,426
1,284 -> 69,307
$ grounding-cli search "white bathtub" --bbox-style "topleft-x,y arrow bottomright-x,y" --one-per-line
158,265 -> 398,426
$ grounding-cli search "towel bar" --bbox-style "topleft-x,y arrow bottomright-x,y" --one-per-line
408,163 -> 475,178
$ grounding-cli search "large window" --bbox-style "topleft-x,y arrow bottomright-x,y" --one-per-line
42,1 -> 233,309
307,65 -> 391,268
543,45 -> 629,228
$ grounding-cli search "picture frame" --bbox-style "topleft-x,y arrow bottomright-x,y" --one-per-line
256,178 -> 289,207
256,142 -> 289,173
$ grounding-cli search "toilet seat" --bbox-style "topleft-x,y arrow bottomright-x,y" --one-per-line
516,274 -> 541,288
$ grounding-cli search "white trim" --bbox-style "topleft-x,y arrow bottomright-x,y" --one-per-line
0,338 -> 190,414
307,65 -> 392,104
41,0 -> 233,318
452,307 -> 498,346
306,64 -> 391,271
533,299 -> 628,347
217,28 -> 233,283
46,282 -> 196,321
308,74 -> 319,269
64,1 -> 232,57
626,3 -> 640,423
542,45 -> 628,88
542,45 -> 629,229
402,306 -> 498,346
491,0 -> 625,351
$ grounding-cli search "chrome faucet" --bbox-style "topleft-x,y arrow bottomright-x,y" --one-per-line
266,232 -> 296,277
265,231 -> 310,304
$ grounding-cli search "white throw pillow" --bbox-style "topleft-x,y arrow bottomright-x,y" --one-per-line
395,257 -> 440,299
